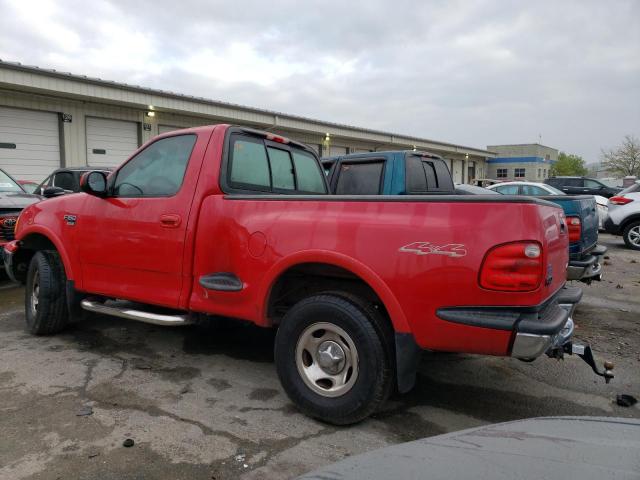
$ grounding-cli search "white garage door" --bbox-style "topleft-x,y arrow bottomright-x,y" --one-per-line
329,146 -> 348,156
86,117 -> 139,167
158,125 -> 183,135
0,106 -> 60,183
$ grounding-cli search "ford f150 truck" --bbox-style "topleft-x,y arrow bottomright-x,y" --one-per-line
4,126 -> 612,424
323,152 -> 607,284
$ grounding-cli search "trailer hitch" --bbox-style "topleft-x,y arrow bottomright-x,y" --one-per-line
564,342 -> 614,383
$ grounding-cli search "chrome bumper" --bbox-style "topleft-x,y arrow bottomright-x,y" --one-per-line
511,287 -> 581,361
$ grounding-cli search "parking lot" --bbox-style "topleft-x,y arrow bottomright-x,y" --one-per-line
0,233 -> 638,480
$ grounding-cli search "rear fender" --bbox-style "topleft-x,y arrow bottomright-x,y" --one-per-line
259,250 -> 410,334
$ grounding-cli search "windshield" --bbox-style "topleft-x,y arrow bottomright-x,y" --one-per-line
0,169 -> 24,193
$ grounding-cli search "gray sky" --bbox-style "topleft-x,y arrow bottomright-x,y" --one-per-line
1,0 -> 638,160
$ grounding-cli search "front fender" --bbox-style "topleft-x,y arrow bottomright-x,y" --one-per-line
17,224 -> 76,281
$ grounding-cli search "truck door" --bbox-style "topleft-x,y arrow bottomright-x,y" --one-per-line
77,132 -> 208,308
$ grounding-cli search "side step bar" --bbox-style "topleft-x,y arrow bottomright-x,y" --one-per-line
80,299 -> 193,327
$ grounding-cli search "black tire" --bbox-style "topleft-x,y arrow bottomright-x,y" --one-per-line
622,220 -> 640,251
275,293 -> 393,425
25,251 -> 69,335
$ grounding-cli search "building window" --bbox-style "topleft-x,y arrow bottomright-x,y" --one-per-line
497,168 -> 508,178
537,168 -> 541,178
514,168 -> 526,178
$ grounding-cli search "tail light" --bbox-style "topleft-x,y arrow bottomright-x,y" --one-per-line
609,196 -> 633,205
566,216 -> 581,243
479,241 -> 543,292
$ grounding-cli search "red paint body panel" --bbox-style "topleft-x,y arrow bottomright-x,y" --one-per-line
12,124 -> 569,357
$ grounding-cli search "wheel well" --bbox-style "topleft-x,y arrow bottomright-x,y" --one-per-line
267,262 -> 391,327
11,234 -> 57,283
621,214 -> 640,233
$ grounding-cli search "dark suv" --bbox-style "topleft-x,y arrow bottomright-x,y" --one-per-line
545,176 -> 621,198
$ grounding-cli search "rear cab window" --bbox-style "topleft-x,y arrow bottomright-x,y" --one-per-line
335,161 -> 384,195
405,154 -> 454,194
225,131 -> 327,194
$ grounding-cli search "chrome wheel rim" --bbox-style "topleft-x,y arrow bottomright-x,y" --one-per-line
31,271 -> 40,316
295,322 -> 359,398
628,226 -> 640,247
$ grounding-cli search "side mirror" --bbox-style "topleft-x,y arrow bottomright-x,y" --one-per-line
42,186 -> 65,198
80,171 -> 108,197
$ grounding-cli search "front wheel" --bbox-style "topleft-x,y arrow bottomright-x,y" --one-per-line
622,221 -> 640,251
274,294 -> 393,425
25,251 -> 69,335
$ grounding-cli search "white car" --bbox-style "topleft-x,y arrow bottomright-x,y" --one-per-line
487,181 -> 608,230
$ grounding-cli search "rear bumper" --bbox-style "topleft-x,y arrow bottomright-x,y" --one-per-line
567,244 -> 607,282
436,286 -> 583,361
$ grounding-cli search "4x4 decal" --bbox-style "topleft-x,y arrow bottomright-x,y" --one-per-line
399,242 -> 467,258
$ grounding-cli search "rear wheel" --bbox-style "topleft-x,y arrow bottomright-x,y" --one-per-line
622,220 -> 640,251
274,293 -> 393,425
25,251 -> 69,335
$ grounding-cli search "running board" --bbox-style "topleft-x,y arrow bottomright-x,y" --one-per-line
80,299 -> 192,327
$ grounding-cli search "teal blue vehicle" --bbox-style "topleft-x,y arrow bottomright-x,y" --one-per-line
322,151 -> 605,284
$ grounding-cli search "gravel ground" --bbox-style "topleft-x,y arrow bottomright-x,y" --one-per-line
0,233 -> 638,480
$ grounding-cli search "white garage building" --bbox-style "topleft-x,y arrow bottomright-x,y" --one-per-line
0,60 -> 493,184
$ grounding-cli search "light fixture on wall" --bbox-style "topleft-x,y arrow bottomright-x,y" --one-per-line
146,111 -> 155,117
465,153 -> 469,160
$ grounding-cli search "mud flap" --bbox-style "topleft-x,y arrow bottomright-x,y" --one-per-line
395,333 -> 422,393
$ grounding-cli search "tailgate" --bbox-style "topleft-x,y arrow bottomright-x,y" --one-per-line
540,195 -> 598,254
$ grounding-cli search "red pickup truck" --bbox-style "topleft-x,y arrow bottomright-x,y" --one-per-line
3,125 -> 600,424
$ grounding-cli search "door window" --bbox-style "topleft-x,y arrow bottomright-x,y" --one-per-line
494,185 -> 520,195
521,185 -> 549,196
335,162 -> 383,195
113,135 -> 196,197
584,179 -> 603,188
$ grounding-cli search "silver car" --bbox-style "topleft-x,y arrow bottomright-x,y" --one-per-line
604,182 -> 640,250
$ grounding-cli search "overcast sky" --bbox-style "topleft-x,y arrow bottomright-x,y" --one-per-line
1,0 -> 638,160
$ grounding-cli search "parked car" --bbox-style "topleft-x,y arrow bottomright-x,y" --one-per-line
0,169 -> 40,267
4,128 -> 608,425
545,176 -> 621,198
455,183 -> 500,195
604,181 -> 640,250
324,154 -> 606,285
36,166 -> 113,197
17,180 -> 41,194
486,181 -> 609,231
300,416 -> 640,480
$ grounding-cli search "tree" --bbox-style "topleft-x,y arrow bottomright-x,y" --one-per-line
550,152 -> 588,176
601,135 -> 640,177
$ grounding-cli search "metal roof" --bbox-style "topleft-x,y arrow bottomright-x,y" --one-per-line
0,59 -> 494,157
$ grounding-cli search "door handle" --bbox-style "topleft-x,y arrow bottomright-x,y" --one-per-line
160,214 -> 181,228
